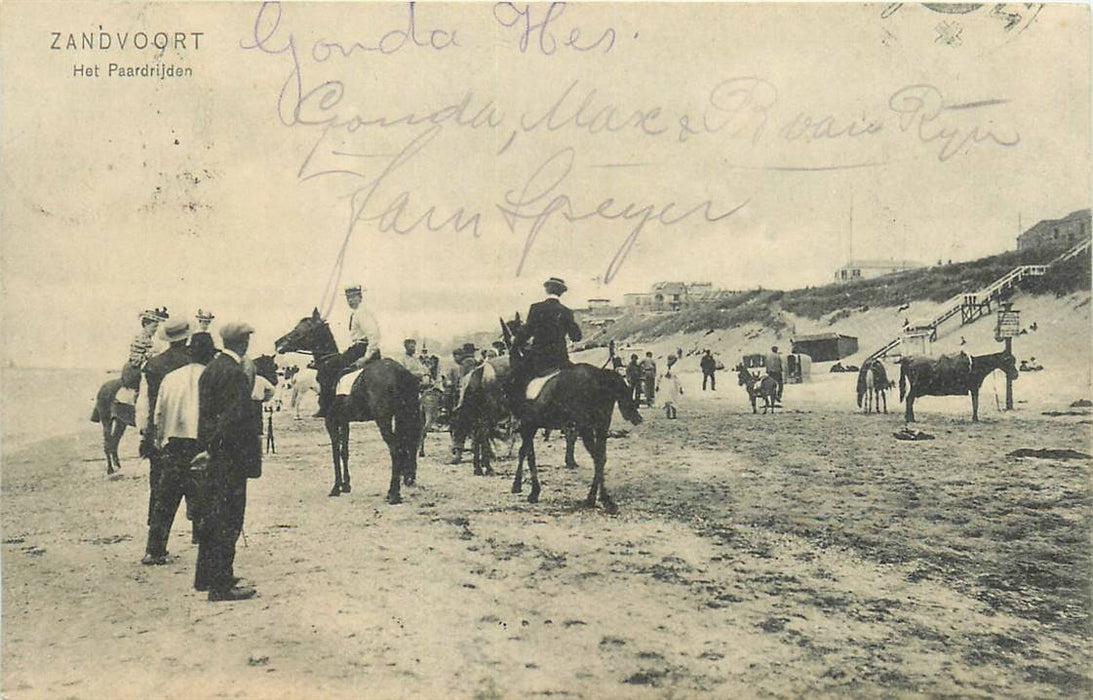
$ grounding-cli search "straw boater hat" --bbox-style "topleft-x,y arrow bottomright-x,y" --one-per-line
196,308 -> 215,322
345,284 -> 364,296
544,277 -> 567,294
160,318 -> 192,343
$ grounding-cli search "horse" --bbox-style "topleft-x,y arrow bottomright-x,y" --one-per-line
736,365 -> 779,414
502,316 -> 643,513
856,360 -> 892,414
418,383 -> 443,457
275,309 -> 423,503
449,356 -> 513,476
899,350 -> 1019,422
286,366 -> 320,419
91,378 -> 128,474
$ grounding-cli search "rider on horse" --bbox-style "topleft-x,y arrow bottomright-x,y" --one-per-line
512,277 -> 583,397
116,307 -> 169,426
315,284 -> 381,418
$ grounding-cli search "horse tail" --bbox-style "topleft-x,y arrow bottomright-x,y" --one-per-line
855,365 -> 868,408
90,405 -> 101,423
611,372 -> 643,425
899,360 -> 908,402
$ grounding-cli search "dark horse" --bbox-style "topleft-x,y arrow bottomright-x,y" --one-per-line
91,377 -> 128,474
502,317 -> 643,513
275,309 -> 422,503
899,350 -> 1018,422
856,359 -> 892,414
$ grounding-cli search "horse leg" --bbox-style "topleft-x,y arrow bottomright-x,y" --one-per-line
377,417 -> 403,504
101,419 -> 115,473
418,406 -> 427,458
472,433 -> 483,476
326,418 -> 342,497
341,423 -> 352,492
565,427 -> 579,469
523,425 -> 541,504
512,430 -> 527,494
971,389 -> 980,422
580,428 -> 601,509
110,421 -> 126,472
593,427 -> 617,515
482,434 -> 495,477
905,393 -> 915,423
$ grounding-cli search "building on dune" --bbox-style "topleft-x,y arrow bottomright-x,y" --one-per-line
833,259 -> 924,283
1016,209 -> 1091,251
623,282 -> 743,311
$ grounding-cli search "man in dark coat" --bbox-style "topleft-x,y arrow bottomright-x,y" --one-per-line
195,321 -> 260,601
515,277 -> 583,377
138,318 -> 194,565
700,349 -> 718,391
625,354 -> 643,404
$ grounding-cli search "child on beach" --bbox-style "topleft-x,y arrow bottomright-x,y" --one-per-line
658,360 -> 684,419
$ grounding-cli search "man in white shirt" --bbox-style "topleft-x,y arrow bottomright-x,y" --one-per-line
142,332 -> 217,565
317,284 -> 381,417
397,338 -> 430,384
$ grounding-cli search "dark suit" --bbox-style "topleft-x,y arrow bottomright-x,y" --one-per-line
195,352 -> 257,593
141,344 -> 192,558
517,298 -> 582,375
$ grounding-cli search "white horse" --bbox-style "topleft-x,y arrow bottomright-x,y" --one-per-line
286,366 -> 320,419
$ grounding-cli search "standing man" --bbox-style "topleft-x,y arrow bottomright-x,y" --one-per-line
766,345 -> 784,402
625,354 -> 643,404
700,349 -> 718,391
137,317 -> 194,565
146,332 -> 217,566
640,352 -> 658,407
514,277 -> 582,379
195,322 -> 259,602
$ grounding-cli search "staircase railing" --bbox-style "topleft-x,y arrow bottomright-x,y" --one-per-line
864,237 -> 1089,363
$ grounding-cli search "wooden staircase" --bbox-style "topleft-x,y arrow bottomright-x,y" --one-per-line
864,238 -> 1090,363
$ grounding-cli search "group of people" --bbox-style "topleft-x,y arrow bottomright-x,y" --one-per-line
121,308 -> 267,602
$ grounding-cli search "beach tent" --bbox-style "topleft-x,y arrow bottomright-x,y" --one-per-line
791,333 -> 859,362
786,353 -> 812,383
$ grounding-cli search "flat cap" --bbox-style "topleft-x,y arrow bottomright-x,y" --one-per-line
219,321 -> 255,344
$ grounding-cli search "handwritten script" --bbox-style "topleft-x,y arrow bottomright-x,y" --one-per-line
241,1 -> 1021,284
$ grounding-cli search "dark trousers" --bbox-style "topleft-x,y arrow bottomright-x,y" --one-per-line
317,342 -> 368,411
702,371 -> 716,391
628,378 -> 642,404
769,371 -> 784,400
194,457 -> 248,593
145,439 -> 200,557
643,376 -> 656,406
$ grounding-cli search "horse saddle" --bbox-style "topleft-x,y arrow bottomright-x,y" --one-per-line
335,368 -> 364,396
525,370 -> 561,401
934,352 -> 972,383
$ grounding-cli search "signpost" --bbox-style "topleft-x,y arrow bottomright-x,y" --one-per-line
996,303 -> 1020,410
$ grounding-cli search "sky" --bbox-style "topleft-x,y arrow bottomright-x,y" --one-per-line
2,2 -> 1089,368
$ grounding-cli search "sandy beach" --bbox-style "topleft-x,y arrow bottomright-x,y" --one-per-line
3,364 -> 1091,698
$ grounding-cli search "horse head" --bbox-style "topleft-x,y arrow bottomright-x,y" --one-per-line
1000,351 -> 1020,382
253,354 -> 279,387
275,308 -> 331,355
